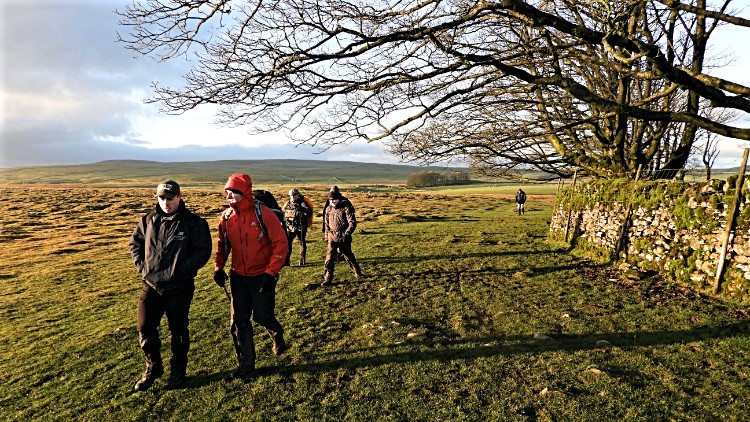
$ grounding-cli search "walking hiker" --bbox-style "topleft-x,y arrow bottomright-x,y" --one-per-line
322,185 -> 344,263
213,174 -> 289,379
282,188 -> 313,266
129,180 -> 212,391
515,188 -> 527,215
322,188 -> 362,286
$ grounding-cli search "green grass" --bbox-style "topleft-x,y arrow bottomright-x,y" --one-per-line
0,186 -> 748,421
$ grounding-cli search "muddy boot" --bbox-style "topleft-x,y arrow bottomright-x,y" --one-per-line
231,325 -> 256,379
322,271 -> 333,287
272,334 -> 288,356
164,370 -> 185,389
134,354 -> 163,392
164,362 -> 186,390
351,262 -> 362,279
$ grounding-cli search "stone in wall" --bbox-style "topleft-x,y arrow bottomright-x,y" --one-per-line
550,179 -> 750,302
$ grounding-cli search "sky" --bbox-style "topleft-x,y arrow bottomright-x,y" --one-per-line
0,0 -> 402,168
1,0 -> 749,169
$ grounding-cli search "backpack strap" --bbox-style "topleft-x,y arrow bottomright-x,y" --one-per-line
221,207 -> 233,256
222,203 -> 269,246
255,201 -> 268,241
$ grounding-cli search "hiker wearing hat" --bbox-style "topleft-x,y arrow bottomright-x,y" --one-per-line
322,186 -> 345,263
282,188 -> 313,266
128,180 -> 212,391
322,187 -> 362,286
213,174 -> 289,379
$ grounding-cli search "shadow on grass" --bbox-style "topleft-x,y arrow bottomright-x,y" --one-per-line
357,249 -> 556,266
351,262 -> 592,283
280,321 -> 750,374
183,321 -> 749,388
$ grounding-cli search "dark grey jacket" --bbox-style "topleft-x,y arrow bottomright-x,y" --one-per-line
129,201 -> 212,293
323,198 -> 357,243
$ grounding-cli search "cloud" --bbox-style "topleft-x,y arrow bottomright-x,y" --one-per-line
8,1 -> 746,170
0,1 -> 407,168
1,1 -> 148,165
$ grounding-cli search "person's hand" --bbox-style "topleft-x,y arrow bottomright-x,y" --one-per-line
213,269 -> 228,287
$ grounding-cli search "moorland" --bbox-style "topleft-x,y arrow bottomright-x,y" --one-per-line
0,163 -> 748,420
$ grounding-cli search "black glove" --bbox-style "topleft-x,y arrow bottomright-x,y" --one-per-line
213,269 -> 228,287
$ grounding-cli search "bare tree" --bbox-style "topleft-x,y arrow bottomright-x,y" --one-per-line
694,103 -> 739,180
117,0 -> 750,178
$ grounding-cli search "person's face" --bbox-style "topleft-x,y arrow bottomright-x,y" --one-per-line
158,194 -> 181,213
330,198 -> 340,206
225,189 -> 243,205
291,193 -> 299,202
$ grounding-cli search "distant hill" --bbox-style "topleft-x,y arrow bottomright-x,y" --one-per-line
0,159 -> 464,187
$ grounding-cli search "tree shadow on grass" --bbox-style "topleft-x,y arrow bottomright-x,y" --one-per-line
356,249 -> 556,266
351,262 -> 591,284
269,321 -> 750,377
184,321 -> 749,388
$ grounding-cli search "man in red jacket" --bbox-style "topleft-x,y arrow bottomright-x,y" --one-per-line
213,174 -> 289,378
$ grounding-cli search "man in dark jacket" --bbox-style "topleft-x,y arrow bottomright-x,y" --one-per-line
322,189 -> 362,286
129,180 -> 212,391
282,188 -> 313,266
515,188 -> 527,215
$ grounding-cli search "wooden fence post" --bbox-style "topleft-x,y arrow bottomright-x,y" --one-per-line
713,148 -> 749,294
564,170 -> 578,243
613,164 -> 643,260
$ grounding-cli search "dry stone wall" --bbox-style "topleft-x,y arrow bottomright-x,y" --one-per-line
549,180 -> 750,303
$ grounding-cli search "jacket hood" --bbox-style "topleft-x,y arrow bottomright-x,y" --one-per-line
224,174 -> 253,196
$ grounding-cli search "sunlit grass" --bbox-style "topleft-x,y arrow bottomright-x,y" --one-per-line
0,185 -> 748,420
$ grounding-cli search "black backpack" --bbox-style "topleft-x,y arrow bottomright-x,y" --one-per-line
253,189 -> 286,230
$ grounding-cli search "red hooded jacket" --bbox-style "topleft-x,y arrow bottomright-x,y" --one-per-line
214,174 -> 288,277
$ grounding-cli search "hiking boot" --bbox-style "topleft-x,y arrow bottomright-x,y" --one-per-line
231,365 -> 254,379
164,372 -> 185,390
134,366 -> 163,392
272,336 -> 288,356
352,263 -> 363,279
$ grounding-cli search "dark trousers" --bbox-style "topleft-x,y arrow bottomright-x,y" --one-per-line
323,236 -> 361,283
137,284 -> 194,373
285,227 -> 308,264
229,272 -> 284,369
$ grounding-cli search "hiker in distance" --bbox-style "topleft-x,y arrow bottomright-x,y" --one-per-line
214,174 -> 289,379
515,188 -> 527,216
128,180 -> 212,391
322,187 -> 362,286
282,188 -> 313,266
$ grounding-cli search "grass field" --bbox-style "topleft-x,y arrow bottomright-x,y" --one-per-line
1,184 -> 748,421
0,159 -> 461,186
